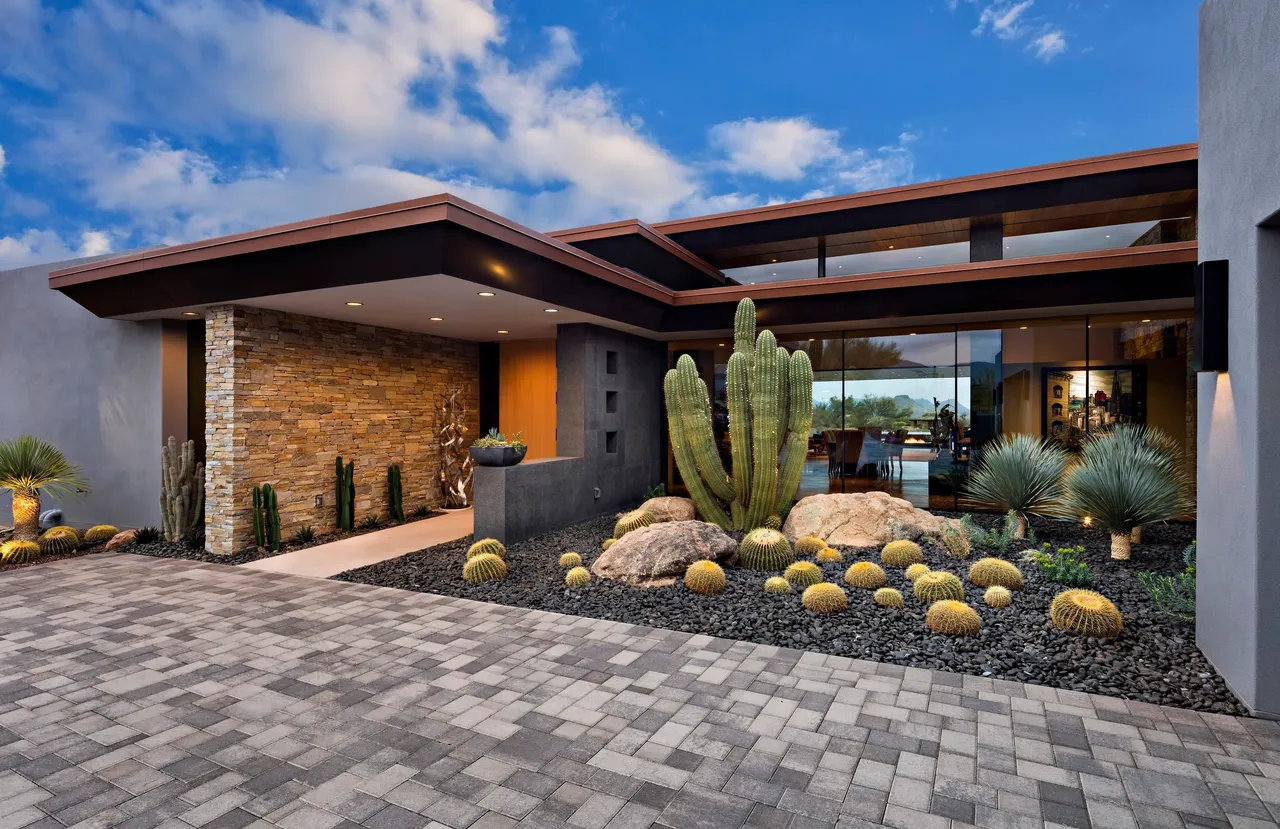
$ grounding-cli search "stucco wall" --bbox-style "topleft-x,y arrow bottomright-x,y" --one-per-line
1198,0 -> 1280,717
0,256 -> 169,529
204,306 -> 479,554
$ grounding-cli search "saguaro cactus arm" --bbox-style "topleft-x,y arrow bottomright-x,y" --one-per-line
673,355 -> 735,503
775,349 -> 815,515
727,351 -> 752,520
664,370 -> 732,529
745,330 -> 781,529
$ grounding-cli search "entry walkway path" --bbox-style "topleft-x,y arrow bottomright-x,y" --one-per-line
1,555 -> 1278,829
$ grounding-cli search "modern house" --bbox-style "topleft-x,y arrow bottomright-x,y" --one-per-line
0,0 -> 1275,717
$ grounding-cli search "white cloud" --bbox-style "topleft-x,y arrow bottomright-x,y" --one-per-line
953,0 -> 1068,61
0,229 -> 112,270
709,117 -> 842,181
0,144 -> 5,175
1032,30 -> 1067,61
973,0 -> 1034,39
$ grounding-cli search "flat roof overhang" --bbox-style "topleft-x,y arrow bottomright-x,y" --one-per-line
549,219 -> 725,290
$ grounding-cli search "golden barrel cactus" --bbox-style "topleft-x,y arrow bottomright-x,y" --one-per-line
844,561 -> 887,590
1050,589 -> 1123,638
783,561 -> 823,587
904,563 -> 930,582
463,553 -> 507,584
968,558 -> 1024,590
684,560 -> 726,595
801,583 -> 848,613
1,540 -> 41,564
762,515 -> 782,530
763,577 -> 791,594
794,536 -> 827,557
874,587 -> 905,608
601,538 -> 616,551
984,585 -> 1013,608
815,548 -> 843,564
613,509 -> 655,539
83,525 -> 119,544
559,552 -> 582,569
739,528 -> 794,571
37,527 -> 79,557
926,600 -> 982,635
565,566 -> 590,587
914,571 -> 965,603
468,538 -> 506,559
880,540 -> 923,567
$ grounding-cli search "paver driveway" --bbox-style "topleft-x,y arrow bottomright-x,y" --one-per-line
1,554 -> 1278,829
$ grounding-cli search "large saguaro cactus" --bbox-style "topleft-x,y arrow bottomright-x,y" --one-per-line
665,298 -> 814,530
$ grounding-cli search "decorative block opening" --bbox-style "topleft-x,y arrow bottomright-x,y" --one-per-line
605,350 -> 618,374
606,390 -> 618,413
605,431 -> 618,454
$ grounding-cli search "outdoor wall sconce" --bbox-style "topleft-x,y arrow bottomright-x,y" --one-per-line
1193,259 -> 1229,372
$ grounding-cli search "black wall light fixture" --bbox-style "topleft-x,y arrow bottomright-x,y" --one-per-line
1193,259 -> 1229,372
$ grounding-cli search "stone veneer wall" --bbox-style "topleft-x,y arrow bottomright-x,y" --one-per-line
205,306 -> 478,554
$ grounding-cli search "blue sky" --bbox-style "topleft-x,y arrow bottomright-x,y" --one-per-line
0,0 -> 1199,269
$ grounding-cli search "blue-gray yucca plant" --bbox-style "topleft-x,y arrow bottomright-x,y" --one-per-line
1062,424 -> 1190,560
964,434 -> 1068,539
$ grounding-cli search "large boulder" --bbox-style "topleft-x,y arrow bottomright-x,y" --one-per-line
638,496 -> 696,523
592,520 -> 736,586
782,492 -> 957,548
105,529 -> 138,551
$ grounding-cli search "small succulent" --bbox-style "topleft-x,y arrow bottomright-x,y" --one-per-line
559,552 -> 582,569
183,526 -> 207,550
904,563 -> 931,582
801,583 -> 847,614
874,587 -> 905,608
411,504 -> 430,518
684,560 -> 726,595
37,527 -> 79,556
565,566 -> 590,587
1050,589 -> 1123,638
762,515 -> 782,531
0,540 -> 41,564
926,600 -> 982,635
613,509 -> 655,539
83,525 -> 119,544
133,526 -> 163,544
468,538 -> 506,559
815,548 -> 843,564
739,528 -> 794,571
763,577 -> 791,594
794,536 -> 827,557
914,571 -> 965,603
359,515 -> 383,530
880,539 -> 923,568
601,538 -> 616,551
463,553 -> 507,584
783,561 -> 822,587
968,558 -> 1024,590
984,585 -> 1013,608
844,561 -> 887,590
290,525 -> 316,545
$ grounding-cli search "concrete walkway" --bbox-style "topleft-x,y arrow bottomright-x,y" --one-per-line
241,509 -> 473,578
2,555 -> 1279,829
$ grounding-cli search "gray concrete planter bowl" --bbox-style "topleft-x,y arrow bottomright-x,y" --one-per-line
469,445 -> 527,467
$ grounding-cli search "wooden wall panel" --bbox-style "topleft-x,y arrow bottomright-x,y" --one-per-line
499,339 -> 557,460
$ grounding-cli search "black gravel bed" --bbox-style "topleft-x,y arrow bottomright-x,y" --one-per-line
333,512 -> 1243,715
128,510 -> 450,566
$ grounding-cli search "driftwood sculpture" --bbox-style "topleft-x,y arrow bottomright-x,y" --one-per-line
440,388 -> 473,508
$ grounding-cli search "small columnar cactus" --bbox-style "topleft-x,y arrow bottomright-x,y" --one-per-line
784,561 -> 823,587
613,509 -> 655,539
968,558 -> 1024,590
874,587 -> 905,608
37,527 -> 79,557
904,563 -> 931,582
926,600 -> 982,636
914,571 -> 965,603
762,515 -> 782,530
815,548 -> 843,564
467,538 -> 506,560
463,552 -> 507,584
844,561 -> 887,590
601,538 -> 616,551
984,585 -> 1013,608
1,540 -> 41,564
83,525 -> 119,544
794,536 -> 827,557
738,528 -> 794,571
565,566 -> 590,587
763,576 -> 791,594
684,560 -> 726,595
559,552 -> 582,569
880,540 -> 923,567
1050,589 -> 1124,638
802,583 -> 848,614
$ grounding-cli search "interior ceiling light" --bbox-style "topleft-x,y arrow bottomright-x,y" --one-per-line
478,291 -> 495,297
181,311 -> 200,317
429,317 -> 443,321
345,301 -> 363,307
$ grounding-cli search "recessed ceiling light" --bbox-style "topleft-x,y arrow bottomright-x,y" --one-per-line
544,308 -> 558,313
1141,319 -> 1151,323
771,259 -> 777,263
889,245 -> 895,249
497,329 -> 509,334
1105,234 -> 1111,238
478,291 -> 495,297
1019,326 -> 1028,330
718,343 -> 726,347
772,272 -> 777,276
181,311 -> 200,317
909,332 -> 917,336
429,317 -> 443,322
808,338 -> 815,342
345,301 -> 363,307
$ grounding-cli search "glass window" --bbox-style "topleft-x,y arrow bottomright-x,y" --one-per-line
999,319 -> 1089,451
826,241 -> 970,277
723,253 -> 820,284
1002,221 -> 1161,259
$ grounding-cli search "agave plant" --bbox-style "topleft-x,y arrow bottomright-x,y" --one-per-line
964,434 -> 1067,538
1062,424 -> 1190,560
0,436 -> 89,542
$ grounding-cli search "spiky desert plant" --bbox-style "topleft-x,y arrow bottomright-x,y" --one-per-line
965,434 -> 1068,538
290,525 -> 315,545
37,527 -> 79,556
926,600 -> 982,636
463,553 -> 507,584
762,515 -> 782,530
739,528 -> 794,571
913,571 -> 965,603
468,538 -> 506,559
1050,589 -> 1124,637
844,561 -> 887,590
0,436 -> 88,542
613,509 -> 655,539
815,547 -> 843,564
1062,424 -> 1190,560
794,536 -> 827,557
802,583 -> 848,614
904,563 -> 931,582
0,540 -> 41,564
83,524 -> 119,544
134,525 -> 162,544
664,298 -> 814,530
763,576 -> 791,594
984,586 -> 1013,608
601,538 -> 616,551
784,561 -> 822,587
559,552 -> 582,569
684,560 -> 726,595
881,539 -> 923,567
160,437 -> 204,542
968,558 -> 1024,590
874,587 -> 905,608
565,566 -> 590,587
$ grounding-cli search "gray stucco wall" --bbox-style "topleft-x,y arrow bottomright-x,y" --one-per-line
1197,0 -> 1280,718
0,256 -> 168,529
474,323 -> 666,544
